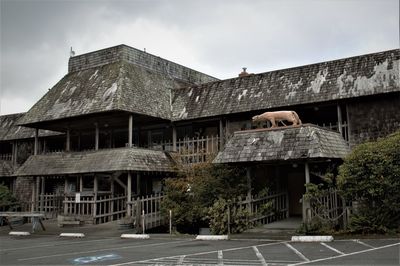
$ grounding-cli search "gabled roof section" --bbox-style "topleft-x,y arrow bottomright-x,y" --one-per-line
0,113 -> 61,141
172,49 -> 399,120
15,147 -> 176,176
213,125 -> 350,164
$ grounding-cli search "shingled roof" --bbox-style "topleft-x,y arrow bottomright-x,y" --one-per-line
18,61 -> 186,126
0,113 -> 61,141
213,125 -> 350,164
172,49 -> 399,120
15,147 -> 176,176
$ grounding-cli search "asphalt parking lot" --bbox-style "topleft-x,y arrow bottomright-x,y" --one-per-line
0,234 -> 399,265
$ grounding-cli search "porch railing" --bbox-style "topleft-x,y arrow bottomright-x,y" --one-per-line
0,154 -> 12,161
302,189 -> 350,229
127,193 -> 165,231
63,193 -> 126,224
318,122 -> 349,142
237,191 -> 289,225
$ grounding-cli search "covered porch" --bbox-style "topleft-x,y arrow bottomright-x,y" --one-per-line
213,124 -> 350,225
14,147 -> 176,225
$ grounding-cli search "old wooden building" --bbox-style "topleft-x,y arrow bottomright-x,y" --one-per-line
1,45 -> 399,227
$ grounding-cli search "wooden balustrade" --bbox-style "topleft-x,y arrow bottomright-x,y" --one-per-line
127,193 -> 165,230
237,191 -> 289,225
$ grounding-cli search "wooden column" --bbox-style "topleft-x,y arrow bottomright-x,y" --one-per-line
136,173 -> 141,195
93,175 -> 98,221
246,167 -> 252,212
127,172 -> 132,216
346,103 -> 352,145
219,119 -> 224,149
40,177 -> 45,212
34,128 -> 39,155
35,176 -> 40,211
128,115 -> 133,148
305,162 -> 310,185
12,140 -> 17,166
172,124 -> 177,152
337,104 -> 343,135
66,128 -> 71,152
95,123 -> 99,151
79,176 -> 83,192
31,180 -> 36,212
64,178 -> 68,215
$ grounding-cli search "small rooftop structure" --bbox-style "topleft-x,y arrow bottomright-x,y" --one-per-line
213,124 -> 350,164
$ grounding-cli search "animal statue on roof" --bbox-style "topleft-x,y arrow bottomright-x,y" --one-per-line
252,111 -> 302,128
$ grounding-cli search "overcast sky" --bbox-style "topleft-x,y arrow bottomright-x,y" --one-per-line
0,0 -> 399,115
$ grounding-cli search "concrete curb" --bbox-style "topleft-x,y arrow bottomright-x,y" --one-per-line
291,235 -> 334,242
121,234 -> 150,239
9,231 -> 30,236
196,235 -> 229,240
59,233 -> 85,238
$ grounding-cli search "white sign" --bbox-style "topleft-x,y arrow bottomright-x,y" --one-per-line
75,193 -> 80,203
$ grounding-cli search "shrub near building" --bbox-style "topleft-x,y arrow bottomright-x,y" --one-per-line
338,131 -> 400,233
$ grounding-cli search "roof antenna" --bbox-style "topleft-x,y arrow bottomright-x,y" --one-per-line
70,47 -> 75,57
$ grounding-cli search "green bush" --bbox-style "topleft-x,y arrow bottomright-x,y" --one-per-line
0,184 -> 18,211
337,131 -> 400,233
208,198 -> 250,235
161,162 -> 248,233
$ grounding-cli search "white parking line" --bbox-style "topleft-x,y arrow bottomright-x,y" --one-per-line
290,242 -> 400,265
320,242 -> 345,255
218,250 -> 223,265
18,239 -> 194,261
285,243 -> 310,262
177,255 -> 185,265
252,246 -> 268,266
109,241 -> 287,266
353,239 -> 375,249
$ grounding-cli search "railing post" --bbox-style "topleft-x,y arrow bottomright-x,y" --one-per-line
127,172 -> 132,217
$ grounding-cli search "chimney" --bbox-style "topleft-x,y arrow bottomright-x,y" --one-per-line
238,67 -> 249,77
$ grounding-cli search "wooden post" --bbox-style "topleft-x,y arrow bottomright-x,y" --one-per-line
40,177 -> 45,212
337,104 -> 343,135
64,178 -> 68,215
346,103 -> 352,145
79,176 -> 83,192
66,128 -> 71,152
136,173 -> 141,195
95,123 -> 99,151
172,124 -> 177,152
246,167 -> 252,213
34,128 -> 39,155
128,115 -> 133,148
35,176 -> 40,211
93,175 -> 98,221
127,172 -> 132,217
219,119 -> 224,150
305,162 -> 310,186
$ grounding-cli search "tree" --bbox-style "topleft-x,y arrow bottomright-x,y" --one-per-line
337,131 -> 400,233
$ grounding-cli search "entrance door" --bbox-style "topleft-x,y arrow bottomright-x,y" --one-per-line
287,172 -> 305,216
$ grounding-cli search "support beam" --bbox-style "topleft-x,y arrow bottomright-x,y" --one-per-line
172,124 -> 177,152
35,177 -> 40,211
337,105 -> 343,135
40,177 -> 45,212
66,128 -> 71,152
93,175 -> 98,194
95,123 -> 99,151
34,128 -> 39,155
115,176 -> 127,191
128,115 -> 133,148
127,172 -> 132,217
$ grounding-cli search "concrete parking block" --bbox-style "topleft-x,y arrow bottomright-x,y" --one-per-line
59,233 -> 85,238
291,235 -> 333,242
120,234 -> 150,239
9,231 -> 30,236
196,235 -> 229,240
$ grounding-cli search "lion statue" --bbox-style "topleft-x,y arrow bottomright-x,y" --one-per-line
252,111 -> 302,128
